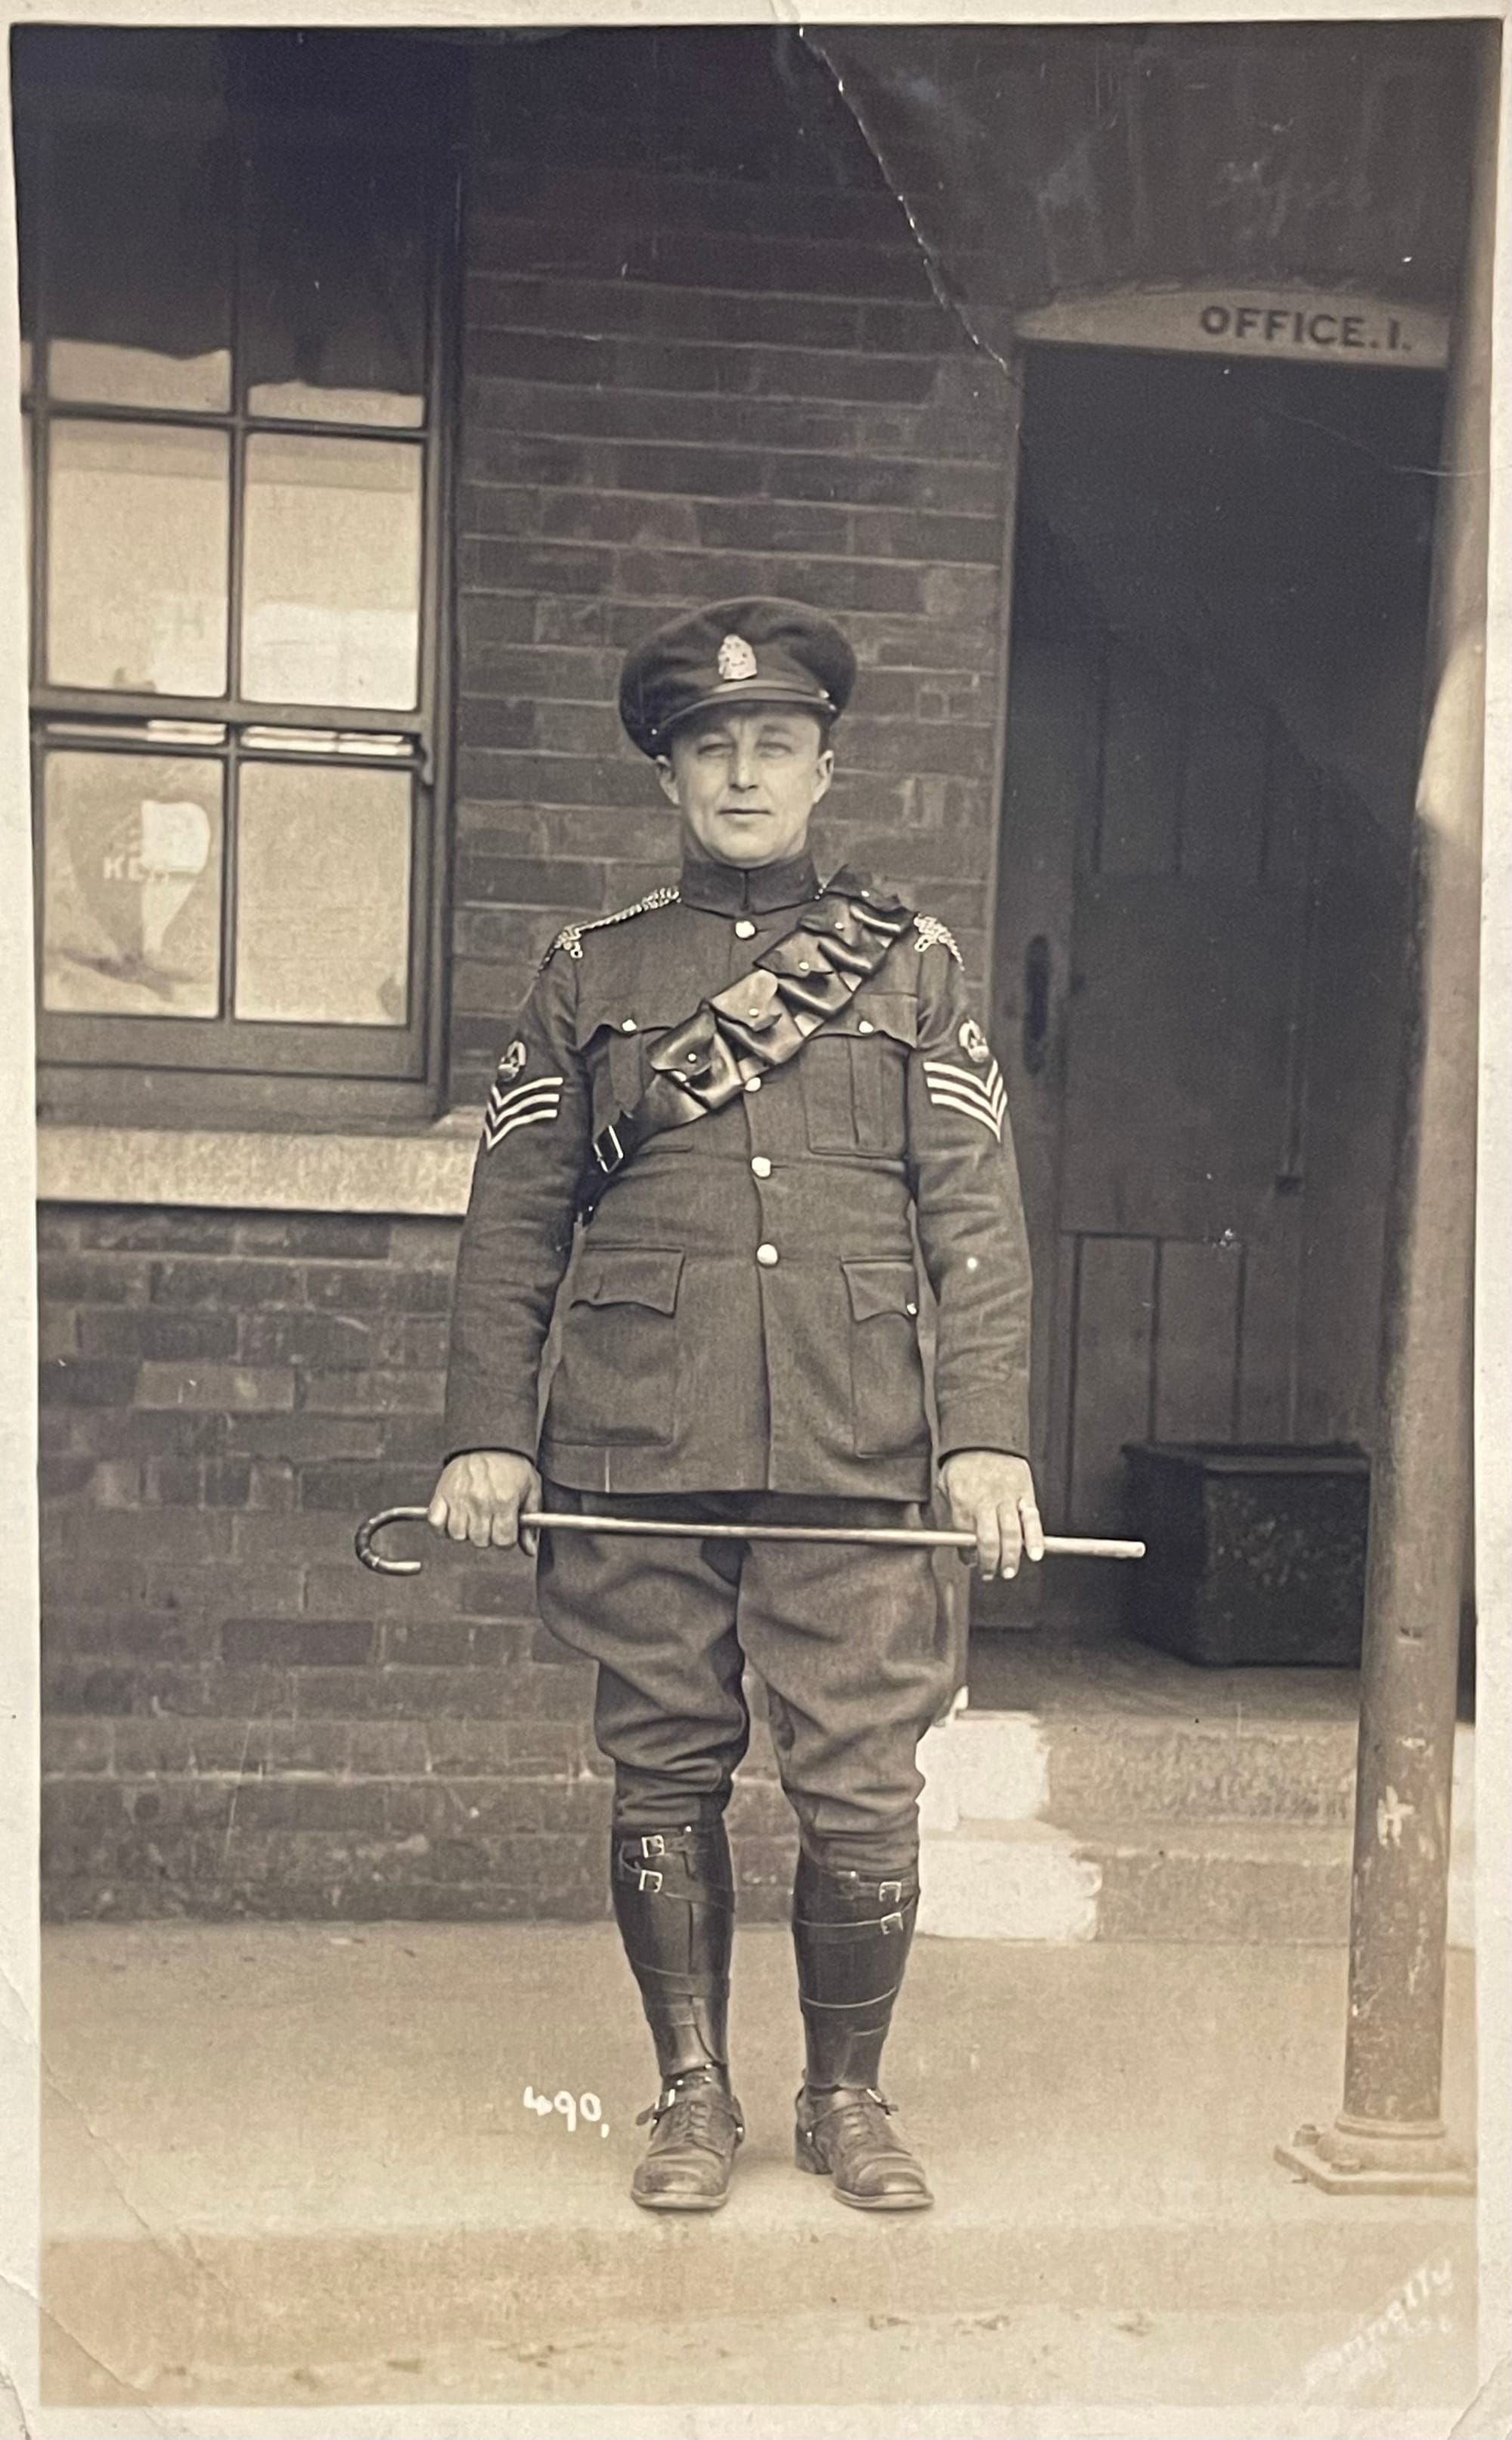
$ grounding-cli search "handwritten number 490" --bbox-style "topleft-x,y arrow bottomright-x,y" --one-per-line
523,2085 -> 609,2138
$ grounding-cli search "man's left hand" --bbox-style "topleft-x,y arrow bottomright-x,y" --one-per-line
940,1450 -> 1044,1581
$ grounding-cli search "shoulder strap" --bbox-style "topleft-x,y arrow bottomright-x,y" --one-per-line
574,870 -> 912,1222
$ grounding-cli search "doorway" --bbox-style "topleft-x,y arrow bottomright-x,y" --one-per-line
981,340 -> 1445,1635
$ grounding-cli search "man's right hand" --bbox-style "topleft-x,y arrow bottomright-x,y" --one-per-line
427,1450 -> 543,1555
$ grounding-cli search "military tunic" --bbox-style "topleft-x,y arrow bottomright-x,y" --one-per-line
442,849 -> 1032,1496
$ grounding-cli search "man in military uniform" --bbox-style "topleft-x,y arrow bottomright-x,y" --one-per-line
430,597 -> 1041,2215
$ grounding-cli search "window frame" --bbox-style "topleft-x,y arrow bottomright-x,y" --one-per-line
18,56 -> 460,1129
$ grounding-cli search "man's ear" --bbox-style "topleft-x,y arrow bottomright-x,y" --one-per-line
811,745 -> 835,806
653,755 -> 680,808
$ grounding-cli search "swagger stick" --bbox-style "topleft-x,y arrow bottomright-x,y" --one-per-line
355,1505 -> 1145,1578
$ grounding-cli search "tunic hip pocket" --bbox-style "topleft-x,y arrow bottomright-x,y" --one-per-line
841,1257 -> 928,1459
548,1247 -> 684,1447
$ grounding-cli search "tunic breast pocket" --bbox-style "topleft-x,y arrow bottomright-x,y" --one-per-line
802,994 -> 915,1155
548,1247 -> 684,1447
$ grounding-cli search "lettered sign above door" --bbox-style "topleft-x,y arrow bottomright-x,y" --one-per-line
1017,288 -> 1449,370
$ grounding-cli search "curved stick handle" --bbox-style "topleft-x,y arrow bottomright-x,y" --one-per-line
355,1506 -> 430,1576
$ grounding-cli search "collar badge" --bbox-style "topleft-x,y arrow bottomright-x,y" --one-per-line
717,634 -> 758,682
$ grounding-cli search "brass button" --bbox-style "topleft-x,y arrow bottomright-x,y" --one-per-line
745,1076 -> 762,1093
756,1242 -> 779,1267
906,1301 -> 919,1316
620,1018 -> 637,1034
734,919 -> 757,939
857,1019 -> 875,1035
751,1155 -> 772,1179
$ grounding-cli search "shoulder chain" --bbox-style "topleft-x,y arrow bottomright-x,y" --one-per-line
541,885 -> 680,969
913,912 -> 964,967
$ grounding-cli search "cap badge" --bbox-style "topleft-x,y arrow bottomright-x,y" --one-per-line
717,634 -> 758,683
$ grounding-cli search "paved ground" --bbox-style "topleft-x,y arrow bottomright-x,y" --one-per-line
40,1921 -> 1479,2423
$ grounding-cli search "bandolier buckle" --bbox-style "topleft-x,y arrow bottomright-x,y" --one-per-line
593,1121 -> 627,1178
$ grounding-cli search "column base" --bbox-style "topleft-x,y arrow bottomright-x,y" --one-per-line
1275,2114 -> 1475,2197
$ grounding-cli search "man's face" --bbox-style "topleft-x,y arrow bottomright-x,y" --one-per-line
656,706 -> 834,868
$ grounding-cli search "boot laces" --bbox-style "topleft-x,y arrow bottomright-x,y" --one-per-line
805,2085 -> 902,2153
637,2070 -> 742,2151
810,2084 -> 894,2125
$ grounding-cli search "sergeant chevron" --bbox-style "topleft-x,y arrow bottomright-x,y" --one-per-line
921,1056 -> 1008,1139
482,1071 -> 565,1152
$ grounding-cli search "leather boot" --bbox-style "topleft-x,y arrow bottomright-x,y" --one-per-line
612,1821 -> 744,2211
792,1849 -> 932,2211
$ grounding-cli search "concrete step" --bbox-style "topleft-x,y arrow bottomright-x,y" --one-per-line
919,1815 -> 1412,1949
916,1816 -> 1101,1942
922,1808 -> 1476,1949
1078,1815 -> 1352,1944
1081,1806 -> 1476,1949
920,1704 -> 1362,1828
40,1923 -> 1478,2412
1043,1714 -> 1358,1825
917,1697 -> 1475,1948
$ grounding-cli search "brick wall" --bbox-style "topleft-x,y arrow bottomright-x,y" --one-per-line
38,28 -> 1017,1922
447,28 -> 1015,1101
36,1204 -> 799,1919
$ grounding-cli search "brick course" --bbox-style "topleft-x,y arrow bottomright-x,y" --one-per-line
36,33 -> 1003,1923
448,33 -> 1012,1102
39,1204 -> 798,1921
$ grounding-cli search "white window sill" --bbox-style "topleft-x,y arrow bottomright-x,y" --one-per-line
35,1113 -> 482,1218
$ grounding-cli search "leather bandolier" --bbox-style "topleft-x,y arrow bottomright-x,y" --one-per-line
575,871 -> 912,1221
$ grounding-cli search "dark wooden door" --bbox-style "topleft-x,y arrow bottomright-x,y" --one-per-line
982,343 -> 1441,1632
986,581 -> 1314,1624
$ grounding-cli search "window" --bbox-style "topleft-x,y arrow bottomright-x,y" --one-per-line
16,31 -> 457,1124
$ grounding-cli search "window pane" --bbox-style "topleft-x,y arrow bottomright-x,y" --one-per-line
47,420 -> 230,696
234,761 -> 411,1025
45,120 -> 233,411
42,751 -> 223,1016
240,433 -> 421,708
243,141 -> 426,426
